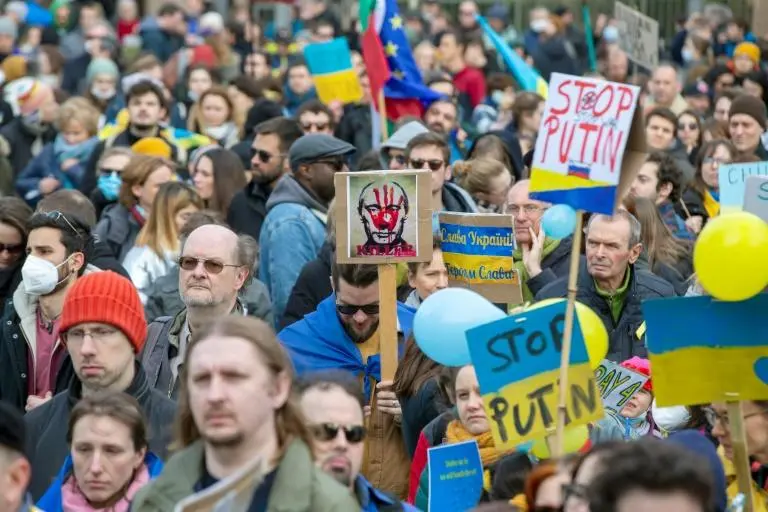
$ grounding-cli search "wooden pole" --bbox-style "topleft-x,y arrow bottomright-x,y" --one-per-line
726,400 -> 756,512
378,89 -> 389,143
378,263 -> 399,381
553,210 -> 584,457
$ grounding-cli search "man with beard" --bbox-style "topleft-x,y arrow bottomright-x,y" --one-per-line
298,371 -> 420,510
422,98 -> 466,163
260,133 -> 355,324
141,224 -> 253,399
279,262 -> 415,500
227,117 -> 303,240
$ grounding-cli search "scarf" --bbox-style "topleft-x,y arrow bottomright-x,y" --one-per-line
130,205 -> 147,227
703,188 -> 720,219
512,237 -> 562,303
60,463 -> 150,512
444,419 -> 501,492
53,135 -> 100,165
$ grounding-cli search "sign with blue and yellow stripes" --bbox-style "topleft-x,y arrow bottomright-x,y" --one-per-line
303,37 -> 363,105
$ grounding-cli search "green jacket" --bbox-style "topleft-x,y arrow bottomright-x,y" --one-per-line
130,438 -> 360,512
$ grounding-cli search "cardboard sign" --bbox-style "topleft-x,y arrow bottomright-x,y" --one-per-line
529,73 -> 646,215
642,295 -> 768,407
719,161 -> 768,212
744,175 -> 768,222
174,456 -> 264,512
594,359 -> 648,412
439,212 -> 522,304
303,37 -> 363,104
335,170 -> 433,263
466,301 -> 603,449
427,440 -> 484,511
614,2 -> 659,71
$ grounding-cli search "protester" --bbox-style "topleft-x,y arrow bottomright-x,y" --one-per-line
435,28 -> 486,108
89,147 -> 134,217
452,158 -> 512,213
677,110 -> 703,162
296,99 -> 335,135
681,139 -> 735,234
379,121 -> 429,170
0,400 -> 36,512
646,64 -> 689,115
190,147 -> 246,216
187,86 -> 240,147
728,93 -> 768,159
0,197 -> 32,314
404,236 -> 448,308
644,107 -> 695,181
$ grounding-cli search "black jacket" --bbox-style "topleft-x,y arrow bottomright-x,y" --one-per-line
24,362 -> 176,500
60,53 -> 91,95
226,180 -> 271,240
92,203 -> 142,263
85,236 -> 130,280
0,118 -> 56,177
531,36 -> 579,82
335,103 -> 369,168
399,379 -> 445,458
279,241 -> 333,329
535,263 -> 675,362
526,235 -> 574,297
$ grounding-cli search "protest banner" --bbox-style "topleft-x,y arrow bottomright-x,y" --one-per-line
529,73 -> 645,215
594,359 -> 648,412
427,440 -> 484,511
719,161 -> 768,212
174,456 -> 264,512
438,212 -> 522,304
335,170 -> 432,380
744,175 -> 768,222
613,2 -> 659,71
466,301 -> 603,450
303,37 -> 363,105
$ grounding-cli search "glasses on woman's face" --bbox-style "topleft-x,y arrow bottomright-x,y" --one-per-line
705,407 -> 768,430
0,243 -> 23,255
409,158 -> 444,172
703,156 -> 728,167
678,122 -> 698,131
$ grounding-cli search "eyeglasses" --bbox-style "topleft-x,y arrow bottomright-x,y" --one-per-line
314,159 -> 345,172
301,121 -> 330,131
309,423 -> 366,444
704,407 -> 768,429
336,303 -> 380,316
389,154 -> 407,166
178,256 -> 241,274
44,210 -> 83,238
505,204 -> 546,215
678,122 -> 698,131
64,326 -> 118,344
251,148 -> 285,163
0,243 -> 23,254
409,158 -> 444,172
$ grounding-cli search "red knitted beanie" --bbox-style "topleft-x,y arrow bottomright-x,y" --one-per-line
60,271 -> 147,353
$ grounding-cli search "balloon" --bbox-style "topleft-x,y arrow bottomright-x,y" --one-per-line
530,424 -> 590,459
526,299 -> 608,369
414,288 -> 506,366
694,211 -> 768,301
540,204 -> 577,240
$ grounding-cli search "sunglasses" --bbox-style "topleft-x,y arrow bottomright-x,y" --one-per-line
251,148 -> 284,163
389,154 -> 407,166
99,167 -> 122,176
178,256 -> 241,274
309,423 -> 366,443
44,210 -> 82,238
314,159 -> 345,172
409,158 -> 444,171
301,121 -> 330,131
678,122 -> 698,131
336,303 -> 380,316
0,243 -> 23,254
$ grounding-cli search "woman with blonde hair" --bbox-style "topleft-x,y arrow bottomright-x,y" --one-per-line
123,181 -> 203,303
187,86 -> 240,148
452,158 -> 512,213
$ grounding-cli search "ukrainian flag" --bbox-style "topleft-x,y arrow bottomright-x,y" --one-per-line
303,38 -> 363,105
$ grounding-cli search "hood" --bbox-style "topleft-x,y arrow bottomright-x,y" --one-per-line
381,121 -> 429,152
266,174 -> 327,213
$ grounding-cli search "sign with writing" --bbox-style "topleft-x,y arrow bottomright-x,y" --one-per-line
718,161 -> 768,212
529,73 -> 646,215
427,440 -> 484,511
175,456 -> 264,512
594,359 -> 648,412
303,37 -> 363,104
642,295 -> 768,407
439,212 -> 522,304
744,175 -> 768,222
614,2 -> 659,71
466,301 -> 603,449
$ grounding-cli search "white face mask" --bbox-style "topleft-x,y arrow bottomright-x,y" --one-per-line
21,255 -> 71,296
651,401 -> 691,432
205,122 -> 234,140
91,86 -> 116,100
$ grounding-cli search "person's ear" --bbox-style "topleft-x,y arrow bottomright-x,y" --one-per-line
628,243 -> 643,264
445,164 -> 452,181
71,252 -> 86,273
235,266 -> 248,290
270,370 -> 292,409
131,184 -> 143,201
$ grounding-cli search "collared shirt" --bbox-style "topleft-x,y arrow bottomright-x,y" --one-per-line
594,267 -> 632,324
354,475 -> 419,512
658,200 -> 695,241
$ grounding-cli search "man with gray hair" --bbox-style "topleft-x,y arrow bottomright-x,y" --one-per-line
535,210 -> 675,361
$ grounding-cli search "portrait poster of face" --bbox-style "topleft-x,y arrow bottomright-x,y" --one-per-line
335,170 -> 433,264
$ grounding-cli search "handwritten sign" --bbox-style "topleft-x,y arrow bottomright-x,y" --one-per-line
744,175 -> 768,222
614,2 -> 659,71
529,73 -> 645,215
427,440 -> 484,511
439,212 -> 522,303
466,301 -> 603,449
303,37 -> 363,104
719,161 -> 768,212
594,359 -> 648,412
642,295 -> 768,407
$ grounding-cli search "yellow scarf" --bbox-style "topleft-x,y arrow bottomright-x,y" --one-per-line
444,419 -> 503,492
703,188 -> 720,219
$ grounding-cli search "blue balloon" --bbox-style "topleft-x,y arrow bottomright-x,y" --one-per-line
413,288 -> 506,367
541,204 -> 577,240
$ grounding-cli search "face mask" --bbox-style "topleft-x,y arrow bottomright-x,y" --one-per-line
97,172 -> 122,201
651,402 -> 691,432
205,123 -> 234,140
91,86 -> 116,100
188,90 -> 200,103
22,112 -> 45,134
602,26 -> 619,43
21,254 -> 71,296
530,19 -> 550,33
681,48 -> 695,63
491,90 -> 506,105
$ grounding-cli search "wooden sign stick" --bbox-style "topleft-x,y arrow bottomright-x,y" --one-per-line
553,210 -> 585,457
379,263 -> 399,381
726,400 -> 756,512
378,89 -> 389,142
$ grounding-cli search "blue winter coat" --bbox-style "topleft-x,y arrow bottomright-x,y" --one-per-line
36,451 -> 164,511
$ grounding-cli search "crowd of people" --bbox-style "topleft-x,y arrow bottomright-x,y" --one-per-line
0,0 -> 766,511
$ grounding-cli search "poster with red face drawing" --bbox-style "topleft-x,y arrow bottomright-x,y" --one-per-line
335,170 -> 433,264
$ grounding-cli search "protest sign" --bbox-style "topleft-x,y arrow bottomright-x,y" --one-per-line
594,359 -> 648,412
466,301 -> 603,449
743,175 -> 768,222
529,73 -> 646,215
439,212 -> 522,304
303,37 -> 363,104
174,456 -> 264,512
427,440 -> 484,511
642,294 -> 768,407
614,2 -> 659,71
718,161 -> 768,212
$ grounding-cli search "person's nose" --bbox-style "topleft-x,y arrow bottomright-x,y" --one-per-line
206,374 -> 226,402
191,260 -> 207,279
352,309 -> 367,323
436,273 -> 449,289
88,451 -> 104,475
79,333 -> 98,357
332,429 -> 350,451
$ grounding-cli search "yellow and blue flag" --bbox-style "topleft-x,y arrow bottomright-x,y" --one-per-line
303,38 -> 363,105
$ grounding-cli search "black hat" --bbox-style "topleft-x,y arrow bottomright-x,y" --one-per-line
682,80 -> 709,98
0,400 -> 26,457
289,134 -> 356,172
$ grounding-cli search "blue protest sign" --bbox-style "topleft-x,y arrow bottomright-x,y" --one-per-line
427,440 -> 484,511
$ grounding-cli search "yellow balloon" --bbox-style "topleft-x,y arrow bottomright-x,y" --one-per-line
529,425 -> 590,459
694,211 -> 768,301
526,299 -> 608,369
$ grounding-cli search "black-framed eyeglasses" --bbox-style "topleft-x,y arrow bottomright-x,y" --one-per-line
336,303 -> 380,316
409,158 -> 444,172
44,210 -> 83,238
678,122 -> 698,131
309,423 -> 366,444
313,159 -> 345,172
178,256 -> 241,274
704,407 -> 768,429
0,243 -> 24,254
251,148 -> 285,163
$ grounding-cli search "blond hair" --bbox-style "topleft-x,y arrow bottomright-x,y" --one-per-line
135,181 -> 202,257
452,158 -> 508,197
56,97 -> 101,136
118,155 -> 175,209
